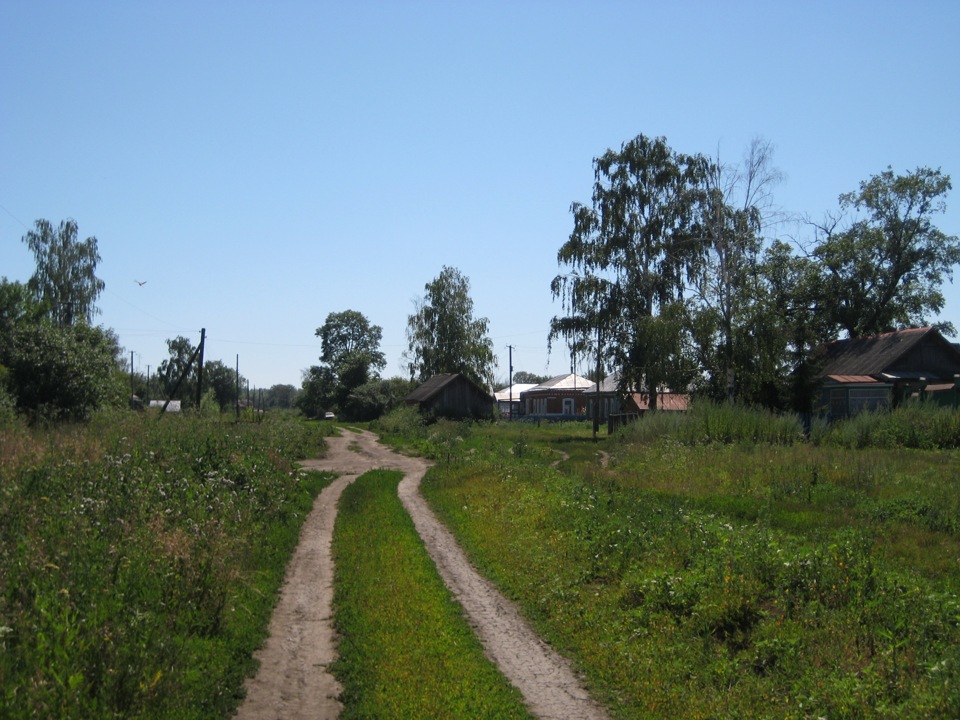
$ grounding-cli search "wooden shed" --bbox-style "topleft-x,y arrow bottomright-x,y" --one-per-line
818,327 -> 960,418
405,373 -> 495,420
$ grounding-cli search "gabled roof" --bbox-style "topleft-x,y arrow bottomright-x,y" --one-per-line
523,373 -> 593,392
583,371 -> 620,394
820,327 -> 943,377
406,373 -> 493,403
493,384 -> 538,402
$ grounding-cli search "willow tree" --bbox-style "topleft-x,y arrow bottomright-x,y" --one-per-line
550,134 -> 708,408
405,266 -> 495,388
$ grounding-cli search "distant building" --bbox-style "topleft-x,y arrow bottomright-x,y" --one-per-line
519,373 -> 593,419
818,327 -> 960,418
405,373 -> 495,420
493,383 -> 537,417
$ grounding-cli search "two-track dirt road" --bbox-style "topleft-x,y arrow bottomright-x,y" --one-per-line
234,429 -> 608,720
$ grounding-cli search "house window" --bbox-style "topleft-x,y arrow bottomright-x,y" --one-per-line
562,398 -> 574,415
848,387 -> 890,414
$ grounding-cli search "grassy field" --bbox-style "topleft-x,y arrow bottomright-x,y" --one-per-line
0,410 -> 335,719
5,402 -> 959,718
409,404 -> 960,719
331,469 -> 531,719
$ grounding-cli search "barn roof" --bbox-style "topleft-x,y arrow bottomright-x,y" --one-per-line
820,327 -> 936,376
406,373 -> 493,403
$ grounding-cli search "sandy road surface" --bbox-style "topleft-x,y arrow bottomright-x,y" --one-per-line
234,429 -> 608,720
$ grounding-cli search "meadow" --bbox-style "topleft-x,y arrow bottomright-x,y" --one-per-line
4,402 -> 959,718
0,410 -> 334,719
381,403 -> 960,719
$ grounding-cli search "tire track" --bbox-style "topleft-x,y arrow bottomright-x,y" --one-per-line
235,429 -> 608,720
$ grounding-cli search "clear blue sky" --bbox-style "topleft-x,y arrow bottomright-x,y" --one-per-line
2,1 -> 958,389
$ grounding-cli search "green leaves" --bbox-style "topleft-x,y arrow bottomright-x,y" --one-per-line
815,166 -> 959,337
22,218 -> 104,328
405,266 -> 496,387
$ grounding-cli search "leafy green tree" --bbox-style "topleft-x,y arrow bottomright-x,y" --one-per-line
688,137 -> 783,402
22,219 -> 105,327
203,359 -> 239,411
0,279 -> 44,360
265,383 -> 298,409
551,134 -> 709,408
298,364 -> 336,418
7,322 -> 124,421
314,310 -> 386,414
404,266 -> 496,387
812,166 -> 960,337
156,336 -> 199,405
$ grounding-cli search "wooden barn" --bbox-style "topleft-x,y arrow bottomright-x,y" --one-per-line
405,373 -> 495,420
818,327 -> 960,418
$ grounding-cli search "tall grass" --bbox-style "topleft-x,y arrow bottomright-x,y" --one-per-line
0,410 -> 334,719
621,400 -> 805,445
817,401 -> 960,449
331,470 -> 530,719
419,414 -> 960,719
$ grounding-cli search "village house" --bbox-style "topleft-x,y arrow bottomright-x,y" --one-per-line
818,327 -> 960,418
519,373 -> 593,419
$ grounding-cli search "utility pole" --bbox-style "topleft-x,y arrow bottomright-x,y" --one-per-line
195,328 -> 206,408
507,344 -> 514,419
130,351 -> 135,407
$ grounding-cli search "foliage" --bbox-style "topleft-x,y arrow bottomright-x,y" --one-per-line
312,310 -> 387,417
21,218 -> 105,328
331,470 -> 531,719
551,134 -> 710,406
6,321 -> 125,421
418,416 -> 960,719
370,404 -> 428,453
688,138 -> 785,404
342,377 -> 415,422
263,383 -> 298,409
297,364 -> 336,419
510,370 -> 549,385
0,412 -> 333,719
203,359 -> 239,411
404,266 -> 496,388
817,400 -> 960,450
619,400 -> 805,446
813,166 -> 960,337
156,335 -> 200,406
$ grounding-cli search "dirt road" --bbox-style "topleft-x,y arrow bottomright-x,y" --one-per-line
235,429 -> 607,720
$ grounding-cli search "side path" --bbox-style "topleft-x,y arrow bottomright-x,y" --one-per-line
235,429 -> 608,720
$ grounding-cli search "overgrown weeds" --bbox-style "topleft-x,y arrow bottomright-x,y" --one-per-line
0,410 -> 334,719
419,405 -> 960,718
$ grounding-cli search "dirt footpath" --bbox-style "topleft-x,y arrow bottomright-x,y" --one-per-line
234,429 -> 608,720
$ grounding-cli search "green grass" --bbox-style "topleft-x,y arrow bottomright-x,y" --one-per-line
0,410 -> 335,719
419,411 -> 960,719
331,470 -> 531,720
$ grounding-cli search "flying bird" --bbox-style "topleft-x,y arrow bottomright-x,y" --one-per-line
135,280 -> 147,286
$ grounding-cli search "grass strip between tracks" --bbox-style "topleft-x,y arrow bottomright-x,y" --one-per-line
331,469 -> 532,720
